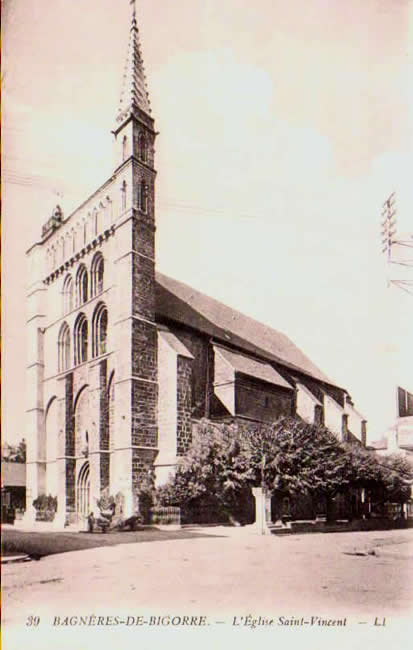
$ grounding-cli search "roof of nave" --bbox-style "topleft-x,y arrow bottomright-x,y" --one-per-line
155,271 -> 338,389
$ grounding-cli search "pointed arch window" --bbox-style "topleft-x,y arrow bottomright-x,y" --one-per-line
76,264 -> 88,306
58,322 -> 71,372
92,303 -> 108,357
74,314 -> 88,365
121,180 -> 127,211
138,132 -> 147,162
139,180 -> 148,214
62,274 -> 74,314
91,253 -> 104,297
122,135 -> 128,161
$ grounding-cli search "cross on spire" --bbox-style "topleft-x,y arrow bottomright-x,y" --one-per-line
116,0 -> 151,124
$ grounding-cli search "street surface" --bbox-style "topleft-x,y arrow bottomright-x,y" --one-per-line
2,527 -> 413,650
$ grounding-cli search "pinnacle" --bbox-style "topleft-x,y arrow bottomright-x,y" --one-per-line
116,1 -> 151,124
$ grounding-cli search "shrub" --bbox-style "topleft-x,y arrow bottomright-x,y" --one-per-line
33,494 -> 57,512
33,494 -> 57,522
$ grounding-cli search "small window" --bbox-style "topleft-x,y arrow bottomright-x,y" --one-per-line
92,303 -> 108,357
139,180 -> 148,213
91,253 -> 104,297
74,314 -> 88,365
138,132 -> 147,162
76,265 -> 88,306
58,322 -> 71,372
62,275 -> 74,314
122,135 -> 128,161
314,404 -> 324,425
121,181 -> 127,211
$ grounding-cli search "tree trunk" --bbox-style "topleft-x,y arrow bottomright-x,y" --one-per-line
326,495 -> 335,523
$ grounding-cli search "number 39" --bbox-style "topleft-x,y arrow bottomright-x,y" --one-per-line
25,616 -> 40,627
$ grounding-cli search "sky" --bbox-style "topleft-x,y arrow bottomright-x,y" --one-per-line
2,0 -> 413,444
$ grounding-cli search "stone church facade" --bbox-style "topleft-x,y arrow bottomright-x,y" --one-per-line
25,2 -> 367,527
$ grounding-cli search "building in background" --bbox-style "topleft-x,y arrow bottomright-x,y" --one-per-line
370,386 -> 413,458
1,461 -> 26,523
25,2 -> 367,527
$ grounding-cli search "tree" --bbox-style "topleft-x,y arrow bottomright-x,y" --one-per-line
155,419 -> 248,522
379,454 -> 413,508
238,417 -> 350,520
342,442 -> 382,491
2,438 -> 26,463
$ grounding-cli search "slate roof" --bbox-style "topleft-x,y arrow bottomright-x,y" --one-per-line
155,272 -> 335,387
214,345 -> 293,390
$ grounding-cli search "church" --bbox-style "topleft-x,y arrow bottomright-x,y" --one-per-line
25,1 -> 367,526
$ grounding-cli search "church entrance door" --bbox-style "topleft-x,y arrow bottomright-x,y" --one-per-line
76,461 -> 90,518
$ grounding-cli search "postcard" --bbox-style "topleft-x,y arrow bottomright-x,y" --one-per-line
2,1 -> 413,650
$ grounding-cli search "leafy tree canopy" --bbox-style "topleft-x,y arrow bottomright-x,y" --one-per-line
1,439 -> 26,463
155,417 -> 413,514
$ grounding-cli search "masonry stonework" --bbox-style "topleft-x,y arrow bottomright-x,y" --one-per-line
177,356 -> 193,456
24,3 -> 367,528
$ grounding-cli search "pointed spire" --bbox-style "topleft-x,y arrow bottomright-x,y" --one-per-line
116,0 -> 151,124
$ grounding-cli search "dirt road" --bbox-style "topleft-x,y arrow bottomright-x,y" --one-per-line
3,527 -> 413,650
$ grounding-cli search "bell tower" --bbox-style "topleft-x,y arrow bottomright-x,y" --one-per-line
111,0 -> 158,514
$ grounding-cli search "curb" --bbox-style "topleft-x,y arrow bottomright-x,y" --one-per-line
1,554 -> 31,564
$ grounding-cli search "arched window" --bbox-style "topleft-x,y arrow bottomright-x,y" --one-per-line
91,253 -> 104,296
92,303 -> 108,357
138,132 -> 147,162
74,314 -> 88,365
139,180 -> 148,213
76,265 -> 88,306
121,180 -> 127,211
62,274 -> 74,314
122,135 -> 128,161
58,322 -> 71,372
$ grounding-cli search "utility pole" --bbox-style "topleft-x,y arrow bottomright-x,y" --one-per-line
381,192 -> 397,287
380,192 -> 413,297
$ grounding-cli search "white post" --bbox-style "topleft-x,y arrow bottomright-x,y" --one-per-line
252,487 -> 271,535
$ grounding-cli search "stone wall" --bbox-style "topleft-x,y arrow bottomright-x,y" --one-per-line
235,376 -> 294,423
131,319 -> 157,381
64,373 -> 75,511
163,325 -> 209,419
99,360 -> 110,491
177,356 -> 193,455
131,380 -> 158,448
132,253 -> 156,321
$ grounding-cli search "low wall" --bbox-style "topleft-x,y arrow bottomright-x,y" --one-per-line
272,517 -> 413,535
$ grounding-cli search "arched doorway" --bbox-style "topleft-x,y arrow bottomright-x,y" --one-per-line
77,461 -> 90,518
45,396 -> 58,496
